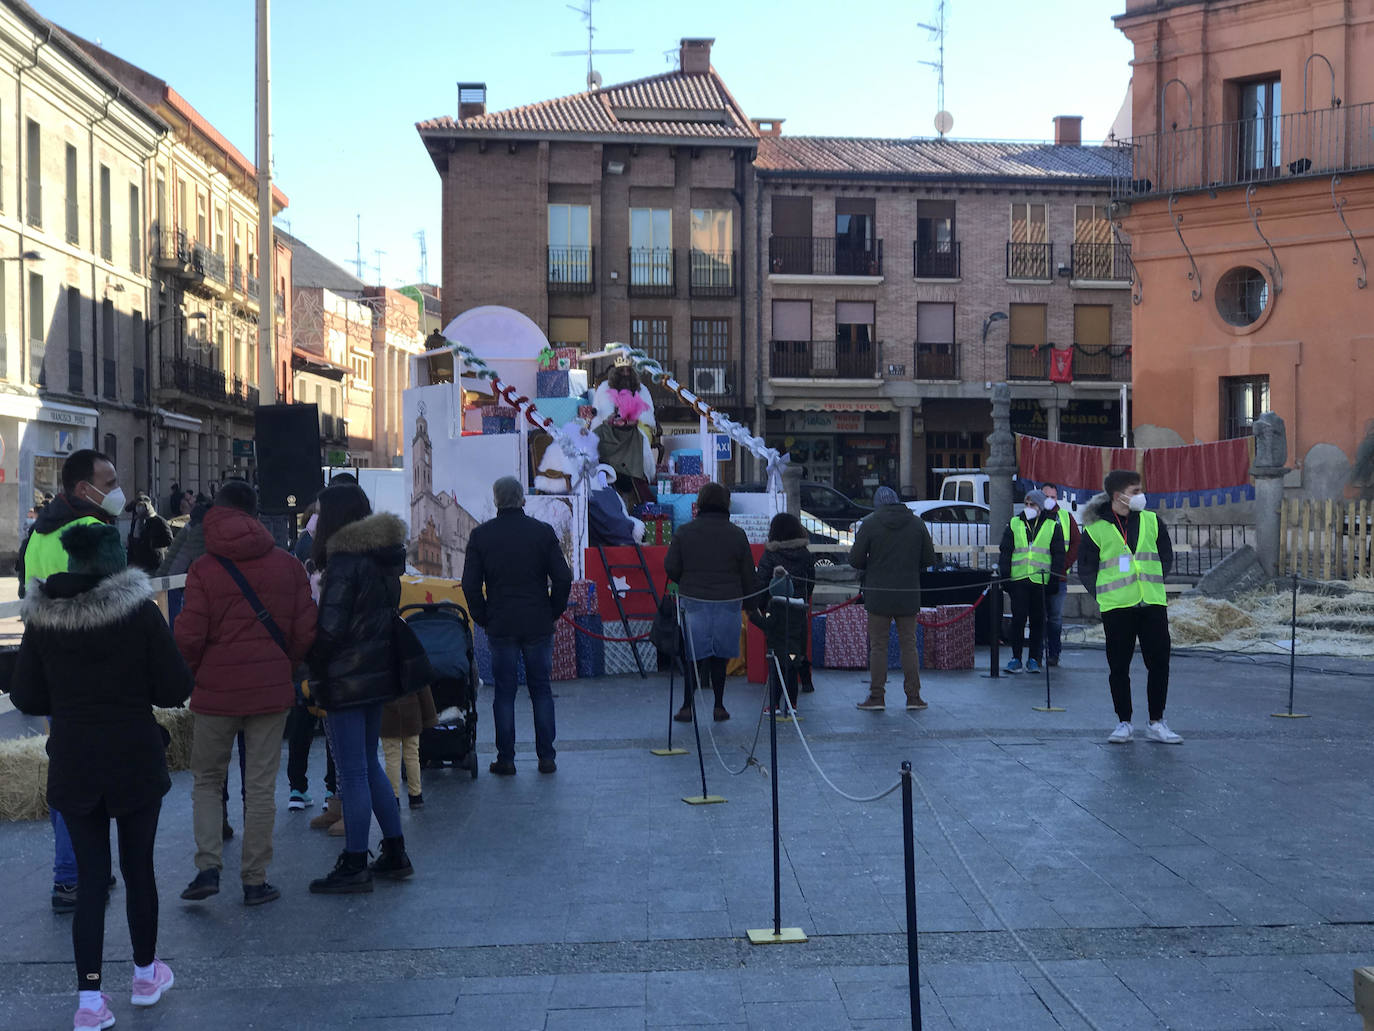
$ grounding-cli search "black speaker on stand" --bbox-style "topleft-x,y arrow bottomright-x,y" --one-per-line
255,405 -> 325,545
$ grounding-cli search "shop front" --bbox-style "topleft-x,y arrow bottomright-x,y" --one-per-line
0,395 -> 100,558
767,403 -> 898,500
1011,398 -> 1124,446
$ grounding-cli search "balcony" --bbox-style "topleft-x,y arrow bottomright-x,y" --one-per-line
688,249 -> 736,298
1007,242 -> 1052,281
193,244 -> 226,285
1007,343 -> 1050,380
232,264 -> 244,291
321,413 -> 349,443
547,246 -> 595,294
161,357 -> 258,410
1112,100 -> 1374,199
913,240 -> 960,279
769,339 -> 880,380
1070,344 -> 1131,382
1070,242 -> 1132,283
152,225 -> 201,282
916,342 -> 959,380
627,247 -> 676,298
768,237 -> 884,277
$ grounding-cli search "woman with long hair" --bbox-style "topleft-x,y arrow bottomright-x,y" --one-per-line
306,484 -> 415,893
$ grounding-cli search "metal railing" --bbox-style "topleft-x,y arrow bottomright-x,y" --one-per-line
769,339 -> 879,379
916,343 -> 959,380
195,245 -> 225,283
1072,344 -> 1131,381
1006,342 -> 1050,380
627,247 -> 675,297
161,357 -> 257,409
1070,242 -> 1131,282
1112,101 -> 1374,199
1006,241 -> 1052,280
913,240 -> 960,279
320,414 -> 348,441
247,274 -> 259,297
689,249 -> 736,297
232,264 -> 244,291
153,224 -> 193,267
547,246 -> 595,293
768,236 -> 884,276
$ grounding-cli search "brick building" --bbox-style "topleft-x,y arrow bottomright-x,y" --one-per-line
417,38 -> 758,444
754,123 -> 1133,498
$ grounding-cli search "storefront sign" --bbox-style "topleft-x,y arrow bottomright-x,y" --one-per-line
842,435 -> 890,450
233,439 -> 255,459
715,434 -> 732,462
784,411 -> 865,434
799,400 -> 890,414
39,407 -> 97,428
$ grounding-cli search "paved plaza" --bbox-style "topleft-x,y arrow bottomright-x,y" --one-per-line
1,644 -> 1372,1030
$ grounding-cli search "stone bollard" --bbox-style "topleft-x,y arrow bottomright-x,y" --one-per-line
986,383 -> 1016,549
1356,966 -> 1374,1031
1251,411 -> 1288,578
781,462 -> 802,518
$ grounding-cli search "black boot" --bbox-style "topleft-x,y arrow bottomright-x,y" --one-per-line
309,850 -> 373,894
369,836 -> 414,880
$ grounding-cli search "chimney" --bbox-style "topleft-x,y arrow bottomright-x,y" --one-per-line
1053,115 -> 1083,146
750,118 -> 784,137
457,82 -> 487,121
679,37 -> 714,75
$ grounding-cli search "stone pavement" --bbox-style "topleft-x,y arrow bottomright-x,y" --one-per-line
1,644 -> 1372,1030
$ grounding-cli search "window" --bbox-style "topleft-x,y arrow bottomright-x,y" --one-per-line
689,318 -> 729,363
214,207 -> 225,258
103,434 -> 117,468
1236,77 -> 1281,179
129,184 -> 142,272
631,317 -> 671,367
1073,204 -> 1114,279
916,302 -> 956,379
770,195 -> 813,273
196,192 -> 207,243
67,287 -> 83,394
835,198 -> 876,275
65,144 -> 79,243
769,300 -> 812,378
547,203 -> 591,284
155,172 -> 165,230
915,200 -> 957,278
1009,202 -> 1049,278
177,178 -> 187,234
1074,304 -> 1115,378
629,207 -> 672,286
132,310 -> 145,402
214,327 -> 224,371
690,209 -> 733,291
547,316 -> 589,350
99,165 -> 112,261
1007,302 -> 1048,379
835,300 -> 875,378
28,273 -> 44,385
1222,375 -> 1270,439
248,233 -> 257,276
102,299 -> 116,400
24,121 -> 41,228
1215,266 -> 1270,326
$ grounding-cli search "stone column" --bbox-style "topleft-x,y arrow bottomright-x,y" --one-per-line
1251,411 -> 1289,577
1040,398 -> 1062,442
782,461 -> 803,518
986,383 -> 1016,546
898,403 -> 914,495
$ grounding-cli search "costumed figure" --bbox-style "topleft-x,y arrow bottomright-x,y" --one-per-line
590,363 -> 658,504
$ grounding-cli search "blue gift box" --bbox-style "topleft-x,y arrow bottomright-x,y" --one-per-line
574,615 -> 605,677
884,621 -> 924,669
810,613 -> 827,668
674,450 -> 703,476
482,415 -> 516,435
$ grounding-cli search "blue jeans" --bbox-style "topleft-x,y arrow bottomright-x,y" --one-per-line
1044,581 -> 1065,660
490,635 -> 556,765
326,703 -> 403,852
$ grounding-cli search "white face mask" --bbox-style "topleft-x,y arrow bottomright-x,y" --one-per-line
1024,506 -> 1040,520
1128,492 -> 1147,513
1042,497 -> 1057,510
90,484 -> 126,518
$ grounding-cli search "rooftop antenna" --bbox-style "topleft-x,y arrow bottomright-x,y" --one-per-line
415,230 -> 428,285
373,248 -> 386,286
919,1 -> 953,138
553,0 -> 632,91
349,213 -> 365,278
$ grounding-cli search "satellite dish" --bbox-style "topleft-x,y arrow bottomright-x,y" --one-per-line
934,110 -> 954,136
588,69 -> 603,89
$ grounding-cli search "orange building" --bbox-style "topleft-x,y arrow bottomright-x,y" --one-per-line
1113,0 -> 1374,496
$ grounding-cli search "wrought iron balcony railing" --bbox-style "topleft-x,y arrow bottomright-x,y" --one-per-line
1006,242 -> 1052,280
768,237 -> 884,276
688,249 -> 736,297
1070,242 -> 1132,282
547,246 -> 595,293
627,247 -> 676,297
769,339 -> 880,380
913,240 -> 960,279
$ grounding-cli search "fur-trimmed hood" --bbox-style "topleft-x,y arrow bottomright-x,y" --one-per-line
21,568 -> 154,632
325,512 -> 408,556
1081,492 -> 1113,526
765,537 -> 810,552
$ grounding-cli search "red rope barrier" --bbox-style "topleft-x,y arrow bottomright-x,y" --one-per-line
559,612 -> 652,642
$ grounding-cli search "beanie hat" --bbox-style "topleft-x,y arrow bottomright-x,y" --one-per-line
1024,489 -> 1047,510
873,486 -> 900,506
60,523 -> 127,577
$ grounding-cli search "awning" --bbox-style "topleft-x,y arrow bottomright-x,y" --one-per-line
156,408 -> 203,432
771,399 -> 894,414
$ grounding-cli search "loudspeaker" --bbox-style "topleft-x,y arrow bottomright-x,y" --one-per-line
255,404 -> 324,513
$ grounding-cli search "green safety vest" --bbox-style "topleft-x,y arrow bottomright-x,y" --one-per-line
22,515 -> 106,587
1010,516 -> 1056,585
1054,507 -> 1073,546
1085,511 -> 1167,610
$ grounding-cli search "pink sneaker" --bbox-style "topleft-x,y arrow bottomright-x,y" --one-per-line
73,993 -> 115,1029
130,959 -> 174,1006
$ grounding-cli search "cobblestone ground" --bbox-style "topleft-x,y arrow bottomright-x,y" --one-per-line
1,645 -> 1371,1030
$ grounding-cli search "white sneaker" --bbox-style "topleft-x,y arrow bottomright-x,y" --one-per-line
1108,721 -> 1133,744
1146,720 -> 1183,744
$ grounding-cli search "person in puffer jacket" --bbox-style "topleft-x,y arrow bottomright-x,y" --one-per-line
752,513 -> 815,715
174,481 -> 316,907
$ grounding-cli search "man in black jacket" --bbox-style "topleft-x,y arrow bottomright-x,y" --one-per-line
462,477 -> 573,775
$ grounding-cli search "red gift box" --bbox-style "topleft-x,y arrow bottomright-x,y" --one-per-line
567,578 -> 598,615
927,604 -> 974,670
918,607 -> 939,667
671,473 -> 710,495
481,404 -> 516,419
552,617 -> 578,680
823,603 -> 869,669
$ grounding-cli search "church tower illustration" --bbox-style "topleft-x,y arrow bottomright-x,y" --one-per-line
412,402 -> 432,501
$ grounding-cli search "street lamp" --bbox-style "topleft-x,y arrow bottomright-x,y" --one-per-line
981,311 -> 1008,383
0,250 -> 43,262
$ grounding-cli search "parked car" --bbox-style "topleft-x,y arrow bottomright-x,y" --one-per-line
736,480 -> 872,534
904,500 -> 992,568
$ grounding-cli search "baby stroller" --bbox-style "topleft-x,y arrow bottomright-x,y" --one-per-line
402,601 -> 479,779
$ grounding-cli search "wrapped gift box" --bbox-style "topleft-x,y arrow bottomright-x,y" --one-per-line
536,397 -> 583,428
918,608 -> 940,668
927,605 -> 974,670
481,405 -> 516,418
673,450 -> 703,476
535,368 -> 589,399
810,613 -> 827,668
552,617 -> 578,681
642,516 -> 671,545
555,346 -> 581,368
567,578 -> 598,616
574,615 -> 605,677
482,415 -> 515,434
823,604 -> 868,669
671,473 -> 710,495
603,619 -> 656,675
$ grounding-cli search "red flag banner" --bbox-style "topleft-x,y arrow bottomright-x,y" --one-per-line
1049,347 -> 1073,383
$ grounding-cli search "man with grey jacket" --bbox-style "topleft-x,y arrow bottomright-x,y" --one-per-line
850,486 -> 936,711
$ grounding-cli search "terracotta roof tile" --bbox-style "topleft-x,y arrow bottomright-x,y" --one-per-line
416,68 -> 756,141
756,135 -> 1129,181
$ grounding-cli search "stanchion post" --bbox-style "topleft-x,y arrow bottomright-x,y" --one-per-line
1272,571 -> 1310,719
1033,583 -> 1064,712
652,655 -> 689,756
749,652 -> 806,945
984,582 -> 1002,679
683,659 -> 726,803
901,761 -> 922,1031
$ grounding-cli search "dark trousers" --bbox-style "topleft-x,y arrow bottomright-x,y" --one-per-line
490,634 -> 557,764
1007,579 -> 1046,661
63,798 -> 161,991
286,703 -> 336,795
684,655 -> 727,708
1101,603 -> 1171,723
765,600 -> 807,709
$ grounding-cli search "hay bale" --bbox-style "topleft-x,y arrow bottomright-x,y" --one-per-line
154,707 -> 195,771
0,735 -> 50,821
1167,596 -> 1256,645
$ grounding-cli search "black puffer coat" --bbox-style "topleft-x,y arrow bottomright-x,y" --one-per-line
664,511 -> 757,606
10,569 -> 193,817
307,513 -> 407,710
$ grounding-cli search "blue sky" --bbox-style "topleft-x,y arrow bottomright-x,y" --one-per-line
37,0 -> 1134,291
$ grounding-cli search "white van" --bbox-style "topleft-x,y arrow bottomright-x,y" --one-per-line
938,471 -> 1082,522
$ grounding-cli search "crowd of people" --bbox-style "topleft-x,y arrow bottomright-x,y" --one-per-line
4,448 -> 1182,1030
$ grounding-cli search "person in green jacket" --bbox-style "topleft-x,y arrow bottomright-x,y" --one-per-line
14,448 -> 126,914
850,486 -> 936,712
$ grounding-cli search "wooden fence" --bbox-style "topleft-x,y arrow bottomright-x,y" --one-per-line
1279,499 -> 1374,579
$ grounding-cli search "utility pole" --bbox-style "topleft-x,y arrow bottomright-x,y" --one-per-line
415,229 -> 428,284
255,0 -> 275,401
